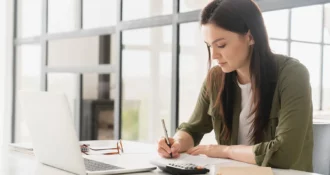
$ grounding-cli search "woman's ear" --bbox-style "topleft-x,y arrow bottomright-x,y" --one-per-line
247,30 -> 255,45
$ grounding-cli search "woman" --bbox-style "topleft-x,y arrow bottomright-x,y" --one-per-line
157,0 -> 313,172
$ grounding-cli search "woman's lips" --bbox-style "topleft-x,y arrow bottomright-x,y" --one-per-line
218,62 -> 227,66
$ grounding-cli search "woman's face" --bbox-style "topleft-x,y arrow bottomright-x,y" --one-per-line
201,23 -> 254,73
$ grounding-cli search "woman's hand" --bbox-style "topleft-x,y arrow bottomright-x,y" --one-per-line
186,144 -> 231,158
157,137 -> 181,158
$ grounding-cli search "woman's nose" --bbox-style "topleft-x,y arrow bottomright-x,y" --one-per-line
210,47 -> 221,60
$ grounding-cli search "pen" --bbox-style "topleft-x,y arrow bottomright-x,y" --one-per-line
161,119 -> 172,158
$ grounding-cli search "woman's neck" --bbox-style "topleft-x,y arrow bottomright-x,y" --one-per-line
236,66 -> 251,85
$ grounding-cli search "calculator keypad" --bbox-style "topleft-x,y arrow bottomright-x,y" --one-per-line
163,162 -> 209,174
168,163 -> 203,170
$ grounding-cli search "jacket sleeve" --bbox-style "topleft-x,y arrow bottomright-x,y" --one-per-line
253,62 -> 313,169
177,80 -> 213,146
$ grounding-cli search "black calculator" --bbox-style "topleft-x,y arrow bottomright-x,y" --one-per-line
157,162 -> 209,175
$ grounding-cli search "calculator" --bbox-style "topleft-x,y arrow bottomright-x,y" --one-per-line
156,162 -> 210,174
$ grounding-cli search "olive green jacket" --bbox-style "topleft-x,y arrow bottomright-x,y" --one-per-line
177,54 -> 313,172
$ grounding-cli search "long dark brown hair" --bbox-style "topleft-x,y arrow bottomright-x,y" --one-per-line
201,0 -> 277,144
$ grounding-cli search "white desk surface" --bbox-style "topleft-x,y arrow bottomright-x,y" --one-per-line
2,140 -> 321,175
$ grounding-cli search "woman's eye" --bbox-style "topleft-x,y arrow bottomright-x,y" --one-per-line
217,44 -> 226,48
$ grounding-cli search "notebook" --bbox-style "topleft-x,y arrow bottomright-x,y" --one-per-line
217,167 -> 273,175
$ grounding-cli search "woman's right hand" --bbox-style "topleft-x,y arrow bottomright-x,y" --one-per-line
157,137 -> 181,158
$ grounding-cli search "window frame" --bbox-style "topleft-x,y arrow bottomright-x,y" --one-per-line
10,0 -> 330,143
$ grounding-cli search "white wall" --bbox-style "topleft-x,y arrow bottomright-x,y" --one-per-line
0,0 -> 6,145
3,0 -> 13,145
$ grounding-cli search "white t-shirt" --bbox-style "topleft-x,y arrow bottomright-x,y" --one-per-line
237,81 -> 254,145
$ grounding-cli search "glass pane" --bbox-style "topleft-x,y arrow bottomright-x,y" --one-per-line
325,27 -> 330,44
123,0 -> 172,21
47,73 -> 78,118
48,35 -> 116,67
291,5 -> 323,42
269,40 -> 288,55
17,0 -> 42,38
122,27 -> 172,49
83,0 -> 117,29
290,42 -> 321,110
323,46 -> 330,110
122,29 -> 150,45
81,74 -> 115,141
180,0 -> 209,13
15,45 -> 42,143
324,4 -> 330,44
122,26 -> 172,143
262,9 -> 289,39
163,26 -> 172,45
179,22 -> 216,144
48,0 -> 77,33
47,73 -> 82,136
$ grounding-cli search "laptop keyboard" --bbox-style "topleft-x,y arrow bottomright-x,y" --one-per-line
84,158 -> 123,171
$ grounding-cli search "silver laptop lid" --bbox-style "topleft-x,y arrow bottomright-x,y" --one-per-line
18,91 -> 86,175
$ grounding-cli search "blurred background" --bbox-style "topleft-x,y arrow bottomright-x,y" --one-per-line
0,0 -> 329,146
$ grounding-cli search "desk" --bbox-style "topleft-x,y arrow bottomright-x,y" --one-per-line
2,140 -> 321,175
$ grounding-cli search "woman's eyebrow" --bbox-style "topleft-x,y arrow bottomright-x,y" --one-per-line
204,38 -> 225,45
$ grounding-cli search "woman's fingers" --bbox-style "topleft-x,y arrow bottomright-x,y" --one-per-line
157,146 -> 171,158
170,141 -> 180,154
157,138 -> 172,154
157,137 -> 182,158
172,151 -> 180,158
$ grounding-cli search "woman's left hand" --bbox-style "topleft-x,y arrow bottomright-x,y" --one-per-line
186,145 -> 231,158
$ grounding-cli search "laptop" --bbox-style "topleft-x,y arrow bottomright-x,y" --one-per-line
18,91 -> 157,175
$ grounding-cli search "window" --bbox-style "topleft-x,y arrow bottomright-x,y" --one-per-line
180,0 -> 209,13
48,0 -> 77,33
262,10 -> 289,56
15,45 -> 42,142
48,35 -> 116,67
179,22 -> 216,144
123,0 -> 172,21
263,9 -> 289,39
291,5 -> 323,42
325,4 -> 330,44
81,73 -> 116,140
121,26 -> 172,143
290,42 -> 321,110
263,5 -> 329,111
269,40 -> 288,55
47,73 -> 116,141
16,0 -> 42,37
47,73 -> 78,118
83,0 -> 117,29
12,0 -> 330,145
323,46 -> 330,110
48,37 -> 99,67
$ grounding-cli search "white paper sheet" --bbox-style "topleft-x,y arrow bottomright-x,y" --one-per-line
151,153 -> 233,166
